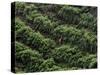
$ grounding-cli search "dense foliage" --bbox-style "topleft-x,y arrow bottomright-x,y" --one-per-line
13,2 -> 97,73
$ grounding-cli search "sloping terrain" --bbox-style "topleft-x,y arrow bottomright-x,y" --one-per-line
12,2 -> 97,73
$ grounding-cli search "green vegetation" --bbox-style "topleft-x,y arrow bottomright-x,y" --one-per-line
13,2 -> 97,73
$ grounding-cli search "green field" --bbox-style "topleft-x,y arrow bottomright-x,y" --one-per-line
12,2 -> 97,73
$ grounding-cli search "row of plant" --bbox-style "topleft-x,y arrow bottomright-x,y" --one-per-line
26,11 -> 97,54
52,45 -> 97,68
16,16 -> 96,52
15,18 -> 56,59
14,2 -> 97,72
15,41 -> 61,72
53,25 -> 97,53
15,17 -> 97,53
15,17 -> 97,70
35,5 -> 97,33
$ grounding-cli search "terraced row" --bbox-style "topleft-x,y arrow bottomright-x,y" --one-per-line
15,18 -> 56,59
22,11 -> 97,53
35,4 -> 97,33
15,17 -> 97,69
15,41 -> 61,72
15,2 -> 97,34
18,4 -> 97,53
14,2 -> 97,72
15,17 -> 97,54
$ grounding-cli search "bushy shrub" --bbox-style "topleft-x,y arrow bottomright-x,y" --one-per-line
36,4 -> 62,13
16,26 -> 43,49
33,16 -> 55,33
68,52 -> 83,67
26,10 -> 41,22
53,25 -> 97,53
15,2 -> 37,17
24,4 -> 37,15
16,25 -> 56,58
15,2 -> 26,16
81,31 -> 97,53
15,41 -> 30,53
15,18 -> 25,31
39,38 -> 56,58
79,13 -> 97,33
52,45 -> 79,63
39,58 -> 61,71
53,25 -> 82,44
15,42 -> 43,72
77,54 -> 97,68
89,58 -> 97,68
58,6 -> 81,24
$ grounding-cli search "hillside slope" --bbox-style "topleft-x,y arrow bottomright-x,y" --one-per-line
12,2 -> 97,73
